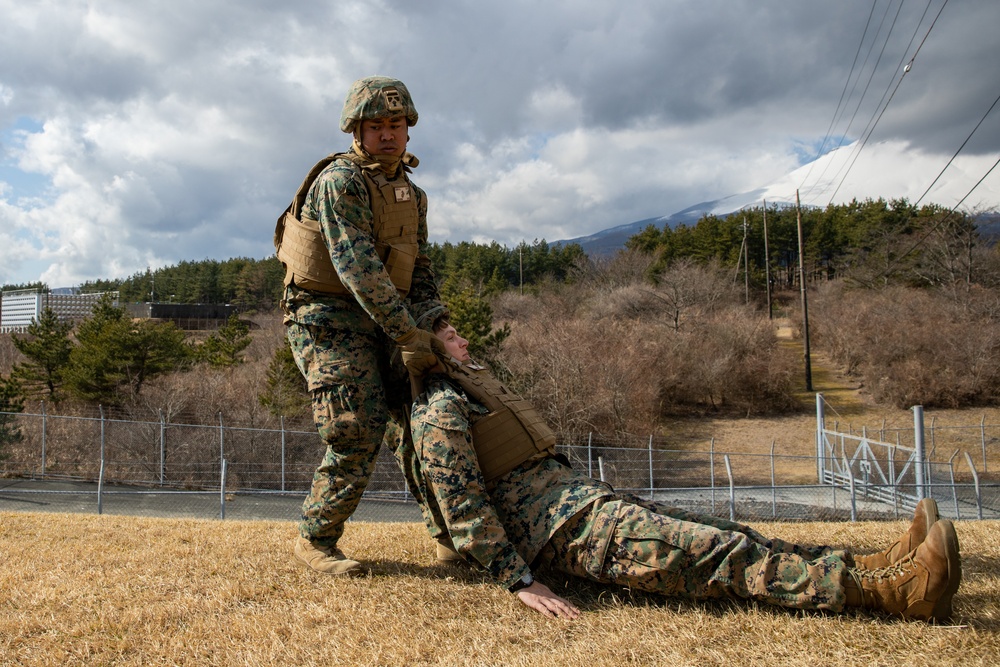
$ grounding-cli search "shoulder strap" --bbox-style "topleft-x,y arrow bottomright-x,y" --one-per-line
274,153 -> 341,250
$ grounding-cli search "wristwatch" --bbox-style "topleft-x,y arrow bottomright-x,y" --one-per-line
509,572 -> 534,593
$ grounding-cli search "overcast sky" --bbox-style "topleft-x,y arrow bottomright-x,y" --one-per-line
2,0 -> 999,288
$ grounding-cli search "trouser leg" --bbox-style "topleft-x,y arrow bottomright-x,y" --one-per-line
389,411 -> 450,542
289,324 -> 389,547
543,497 -> 850,612
299,383 -> 386,546
620,493 -> 843,562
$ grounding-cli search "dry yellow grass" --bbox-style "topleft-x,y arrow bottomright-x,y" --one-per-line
2,511 -> 998,666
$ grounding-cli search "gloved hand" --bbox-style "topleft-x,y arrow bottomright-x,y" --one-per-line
395,327 -> 446,377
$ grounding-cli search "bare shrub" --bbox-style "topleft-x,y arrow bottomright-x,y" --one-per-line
500,315 -> 669,438
649,259 -> 736,331
571,248 -> 656,290
656,306 -> 799,416
585,283 -> 668,321
495,259 -> 800,435
811,281 -> 1000,408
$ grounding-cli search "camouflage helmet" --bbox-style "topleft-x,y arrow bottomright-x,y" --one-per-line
339,76 -> 418,134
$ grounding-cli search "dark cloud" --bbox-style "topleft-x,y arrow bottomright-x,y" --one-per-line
1,0 -> 998,286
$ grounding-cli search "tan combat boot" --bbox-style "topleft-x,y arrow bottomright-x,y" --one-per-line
293,536 -> 362,575
854,497 -> 939,570
844,519 -> 960,622
434,537 -> 464,564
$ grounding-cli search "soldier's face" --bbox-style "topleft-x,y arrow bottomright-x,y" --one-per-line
359,115 -> 408,157
436,324 -> 470,363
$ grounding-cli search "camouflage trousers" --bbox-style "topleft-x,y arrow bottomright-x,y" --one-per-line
288,322 -> 410,547
539,494 -> 850,611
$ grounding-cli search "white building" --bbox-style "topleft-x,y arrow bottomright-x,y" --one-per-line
0,289 -> 117,334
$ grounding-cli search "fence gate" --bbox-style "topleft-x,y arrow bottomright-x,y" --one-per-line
816,394 -> 928,513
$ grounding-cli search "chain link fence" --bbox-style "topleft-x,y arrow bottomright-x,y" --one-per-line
1,406 -> 997,523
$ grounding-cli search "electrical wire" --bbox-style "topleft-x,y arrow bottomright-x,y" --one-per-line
797,0 -> 879,192
799,0 -> 901,201
881,153 -> 1000,277
825,0 -> 950,204
914,90 -> 1000,207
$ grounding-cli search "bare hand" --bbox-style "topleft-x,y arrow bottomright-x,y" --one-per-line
515,581 -> 580,619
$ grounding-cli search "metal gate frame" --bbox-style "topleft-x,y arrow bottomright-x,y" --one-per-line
815,394 -> 928,511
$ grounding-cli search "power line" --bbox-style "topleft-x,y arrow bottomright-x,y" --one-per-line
797,0 -> 879,192
875,154 -> 1000,280
914,89 -> 1000,207
799,0 -> 903,201
824,0 -> 950,204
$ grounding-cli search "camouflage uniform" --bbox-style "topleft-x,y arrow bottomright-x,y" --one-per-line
409,373 -> 853,611
283,78 -> 443,549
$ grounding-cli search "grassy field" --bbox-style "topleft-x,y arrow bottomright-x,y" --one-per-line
2,511 -> 998,666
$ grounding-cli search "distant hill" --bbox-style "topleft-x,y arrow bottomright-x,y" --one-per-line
560,192 -> 1000,256
557,189 -> 768,256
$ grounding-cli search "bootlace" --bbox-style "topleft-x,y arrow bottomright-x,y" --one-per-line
859,553 -> 916,582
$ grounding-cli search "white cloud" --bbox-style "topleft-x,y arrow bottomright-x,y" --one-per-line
0,0 -> 998,288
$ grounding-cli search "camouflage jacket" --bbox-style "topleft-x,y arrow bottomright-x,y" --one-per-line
411,373 -> 613,589
282,148 -> 441,339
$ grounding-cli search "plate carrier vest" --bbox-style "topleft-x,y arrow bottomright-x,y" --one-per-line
442,358 -> 558,484
273,152 -> 420,296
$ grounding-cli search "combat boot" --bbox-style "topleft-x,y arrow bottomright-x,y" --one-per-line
854,497 -> 939,570
293,536 -> 362,575
434,537 -> 464,564
844,519 -> 960,622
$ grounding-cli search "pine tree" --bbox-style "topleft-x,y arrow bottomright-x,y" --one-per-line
440,270 -> 510,369
64,295 -> 191,404
0,375 -> 25,459
11,307 -> 74,403
259,344 -> 310,418
199,314 -> 252,367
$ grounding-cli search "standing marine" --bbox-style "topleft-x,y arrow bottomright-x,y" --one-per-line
274,75 -> 447,575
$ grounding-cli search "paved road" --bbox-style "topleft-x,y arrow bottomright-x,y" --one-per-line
2,477 -> 995,523
0,478 -> 423,523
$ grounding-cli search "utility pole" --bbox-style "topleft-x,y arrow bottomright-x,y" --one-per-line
796,190 -> 813,392
742,216 -> 750,304
519,244 -> 524,296
762,200 -> 772,320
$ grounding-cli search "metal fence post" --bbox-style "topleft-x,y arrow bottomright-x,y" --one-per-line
597,456 -> 605,482
981,414 -> 989,474
889,445 -> 898,519
280,415 -> 287,493
710,438 -> 716,513
948,450 -> 960,520
963,452 -> 983,520
159,409 -> 165,486
587,432 -> 593,478
770,440 -> 777,519
218,412 -> 225,463
220,458 -> 228,520
723,454 -> 735,522
100,404 -> 106,465
913,405 -> 926,500
40,400 -> 47,477
648,434 -> 654,501
98,459 -> 105,515
843,455 -> 857,522
816,393 -> 824,483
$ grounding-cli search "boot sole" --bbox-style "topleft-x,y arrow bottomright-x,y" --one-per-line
930,519 -> 961,621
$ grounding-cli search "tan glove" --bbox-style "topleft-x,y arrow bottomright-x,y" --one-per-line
395,327 -> 446,377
